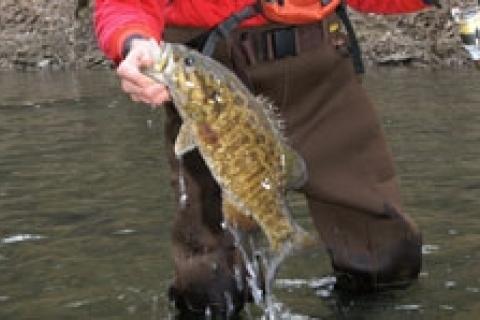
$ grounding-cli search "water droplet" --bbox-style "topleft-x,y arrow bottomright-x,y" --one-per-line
224,291 -> 234,318
204,306 -> 212,320
146,119 -> 153,128
445,280 -> 457,289
211,262 -> 218,272
280,154 -> 286,169
178,160 -> 188,209
184,80 -> 195,88
261,178 -> 272,190
179,194 -> 187,208
234,265 -> 244,291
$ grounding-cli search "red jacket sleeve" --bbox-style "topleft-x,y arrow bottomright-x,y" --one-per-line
94,0 -> 166,63
347,0 -> 429,14
95,0 -> 432,63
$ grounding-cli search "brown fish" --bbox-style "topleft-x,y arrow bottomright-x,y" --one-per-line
145,41 -> 311,252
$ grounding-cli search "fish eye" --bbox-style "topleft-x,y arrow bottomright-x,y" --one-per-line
184,56 -> 195,66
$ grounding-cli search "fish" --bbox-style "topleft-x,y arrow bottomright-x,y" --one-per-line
144,40 -> 311,252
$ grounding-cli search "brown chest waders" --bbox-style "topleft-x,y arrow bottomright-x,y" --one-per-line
163,9 -> 422,316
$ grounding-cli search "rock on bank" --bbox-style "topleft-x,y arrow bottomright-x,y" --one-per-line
0,0 -> 474,70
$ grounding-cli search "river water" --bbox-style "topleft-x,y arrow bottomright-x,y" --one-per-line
0,69 -> 478,319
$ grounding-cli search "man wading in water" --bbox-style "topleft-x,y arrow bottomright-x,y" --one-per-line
95,0 -> 439,317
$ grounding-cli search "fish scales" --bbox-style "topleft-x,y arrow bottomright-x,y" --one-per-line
145,42 -> 310,251
204,95 -> 291,244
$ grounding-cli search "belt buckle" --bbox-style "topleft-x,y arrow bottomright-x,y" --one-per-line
263,27 -> 297,60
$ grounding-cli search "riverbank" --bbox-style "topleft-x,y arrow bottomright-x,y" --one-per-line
0,0 -> 474,71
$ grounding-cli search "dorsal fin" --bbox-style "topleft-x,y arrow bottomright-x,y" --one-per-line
282,145 -> 308,190
256,95 -> 287,142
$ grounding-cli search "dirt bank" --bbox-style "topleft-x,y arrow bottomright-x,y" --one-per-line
0,0 -> 475,71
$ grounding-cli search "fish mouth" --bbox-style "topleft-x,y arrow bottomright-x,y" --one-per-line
155,41 -> 173,74
143,41 -> 173,84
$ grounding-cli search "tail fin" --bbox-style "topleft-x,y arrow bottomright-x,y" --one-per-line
291,224 -> 317,250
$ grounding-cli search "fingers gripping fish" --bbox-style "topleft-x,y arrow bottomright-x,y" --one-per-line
144,40 -> 311,252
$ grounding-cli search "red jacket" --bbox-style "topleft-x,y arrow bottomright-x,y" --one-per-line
95,0 -> 430,63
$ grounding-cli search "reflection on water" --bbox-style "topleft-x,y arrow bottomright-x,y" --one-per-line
0,69 -> 479,319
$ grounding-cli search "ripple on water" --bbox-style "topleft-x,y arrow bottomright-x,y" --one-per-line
275,276 -> 336,290
1,70 -> 479,319
65,299 -> 91,309
112,229 -> 137,235
0,233 -> 46,244
421,244 -> 440,255
394,304 -> 422,311
439,304 -> 455,311
445,281 -> 457,289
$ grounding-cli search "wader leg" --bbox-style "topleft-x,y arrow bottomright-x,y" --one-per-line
237,22 -> 422,292
164,104 -> 248,317
299,41 -> 422,293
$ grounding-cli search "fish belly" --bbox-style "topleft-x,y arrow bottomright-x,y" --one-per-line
196,103 -> 295,250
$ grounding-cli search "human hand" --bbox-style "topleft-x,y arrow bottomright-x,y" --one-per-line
116,38 -> 171,105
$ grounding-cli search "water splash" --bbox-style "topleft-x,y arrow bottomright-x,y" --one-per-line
151,294 -> 159,320
146,119 -> 153,129
275,276 -> 336,291
244,303 -> 254,320
166,298 -> 176,319
224,291 -> 234,318
223,223 -> 264,305
1,234 -> 46,244
234,265 -> 244,292
223,221 -> 295,318
178,158 -> 188,209
204,306 -> 212,319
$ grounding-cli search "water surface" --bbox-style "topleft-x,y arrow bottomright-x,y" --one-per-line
0,69 -> 478,319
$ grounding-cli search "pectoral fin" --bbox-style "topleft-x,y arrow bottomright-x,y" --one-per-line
174,122 -> 197,158
222,197 -> 257,231
284,147 -> 308,190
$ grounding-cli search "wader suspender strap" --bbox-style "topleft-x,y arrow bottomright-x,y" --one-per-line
335,2 -> 364,74
200,4 -> 260,56
190,1 -> 364,74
